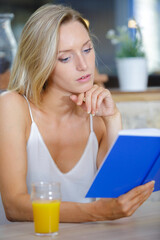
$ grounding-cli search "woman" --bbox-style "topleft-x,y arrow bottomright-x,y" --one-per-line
0,4 -> 154,224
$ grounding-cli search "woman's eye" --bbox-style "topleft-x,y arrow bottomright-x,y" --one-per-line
83,47 -> 92,53
59,57 -> 70,63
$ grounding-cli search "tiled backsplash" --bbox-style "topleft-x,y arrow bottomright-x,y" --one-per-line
117,101 -> 160,129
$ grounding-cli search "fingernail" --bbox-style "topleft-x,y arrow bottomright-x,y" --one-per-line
92,113 -> 95,116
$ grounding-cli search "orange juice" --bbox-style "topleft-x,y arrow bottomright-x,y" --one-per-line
32,200 -> 60,235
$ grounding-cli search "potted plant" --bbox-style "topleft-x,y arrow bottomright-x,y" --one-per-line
106,19 -> 148,91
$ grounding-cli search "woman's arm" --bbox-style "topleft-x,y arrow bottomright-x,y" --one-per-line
96,107 -> 122,167
69,85 -> 154,222
70,85 -> 122,167
0,92 -> 33,221
60,180 -> 154,222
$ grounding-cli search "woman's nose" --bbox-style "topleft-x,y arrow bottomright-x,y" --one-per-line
76,54 -> 87,71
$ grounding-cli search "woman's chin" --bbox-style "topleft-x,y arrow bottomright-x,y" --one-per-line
77,81 -> 94,93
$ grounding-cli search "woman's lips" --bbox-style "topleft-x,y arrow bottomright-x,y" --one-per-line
76,74 -> 91,83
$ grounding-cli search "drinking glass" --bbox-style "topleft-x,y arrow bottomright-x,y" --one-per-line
31,182 -> 61,236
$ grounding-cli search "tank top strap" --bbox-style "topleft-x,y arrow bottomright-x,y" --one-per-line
23,95 -> 34,122
89,114 -> 94,132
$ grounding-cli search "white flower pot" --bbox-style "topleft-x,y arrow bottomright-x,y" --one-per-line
116,57 -> 148,91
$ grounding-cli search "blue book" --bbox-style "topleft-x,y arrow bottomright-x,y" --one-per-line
86,128 -> 160,198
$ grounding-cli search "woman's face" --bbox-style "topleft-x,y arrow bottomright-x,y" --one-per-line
50,20 -> 95,94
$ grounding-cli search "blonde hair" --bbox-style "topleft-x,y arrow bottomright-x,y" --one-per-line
8,4 -> 89,105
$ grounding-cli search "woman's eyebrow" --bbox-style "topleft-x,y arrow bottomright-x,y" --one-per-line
58,39 -> 91,54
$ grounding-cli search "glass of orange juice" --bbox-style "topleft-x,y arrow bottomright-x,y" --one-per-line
31,182 -> 61,236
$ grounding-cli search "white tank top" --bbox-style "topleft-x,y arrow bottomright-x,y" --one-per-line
0,97 -> 98,224
25,97 -> 98,203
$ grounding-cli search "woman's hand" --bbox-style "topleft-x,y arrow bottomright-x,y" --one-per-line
91,181 -> 155,221
70,85 -> 117,117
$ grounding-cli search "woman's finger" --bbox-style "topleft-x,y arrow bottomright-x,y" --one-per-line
70,93 -> 85,106
70,94 -> 78,103
119,181 -> 155,202
90,87 -> 104,115
125,186 -> 154,216
76,93 -> 85,105
114,181 -> 154,218
85,85 -> 98,114
96,89 -> 113,113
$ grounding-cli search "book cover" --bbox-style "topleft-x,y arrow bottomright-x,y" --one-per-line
85,128 -> 160,198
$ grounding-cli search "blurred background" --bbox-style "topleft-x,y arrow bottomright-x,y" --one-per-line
0,0 -> 160,88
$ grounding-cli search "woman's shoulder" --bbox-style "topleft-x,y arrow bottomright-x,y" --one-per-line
0,91 -> 28,123
0,90 -> 24,101
0,90 -> 26,108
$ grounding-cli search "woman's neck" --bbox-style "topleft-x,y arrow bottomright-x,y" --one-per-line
40,86 -> 82,120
